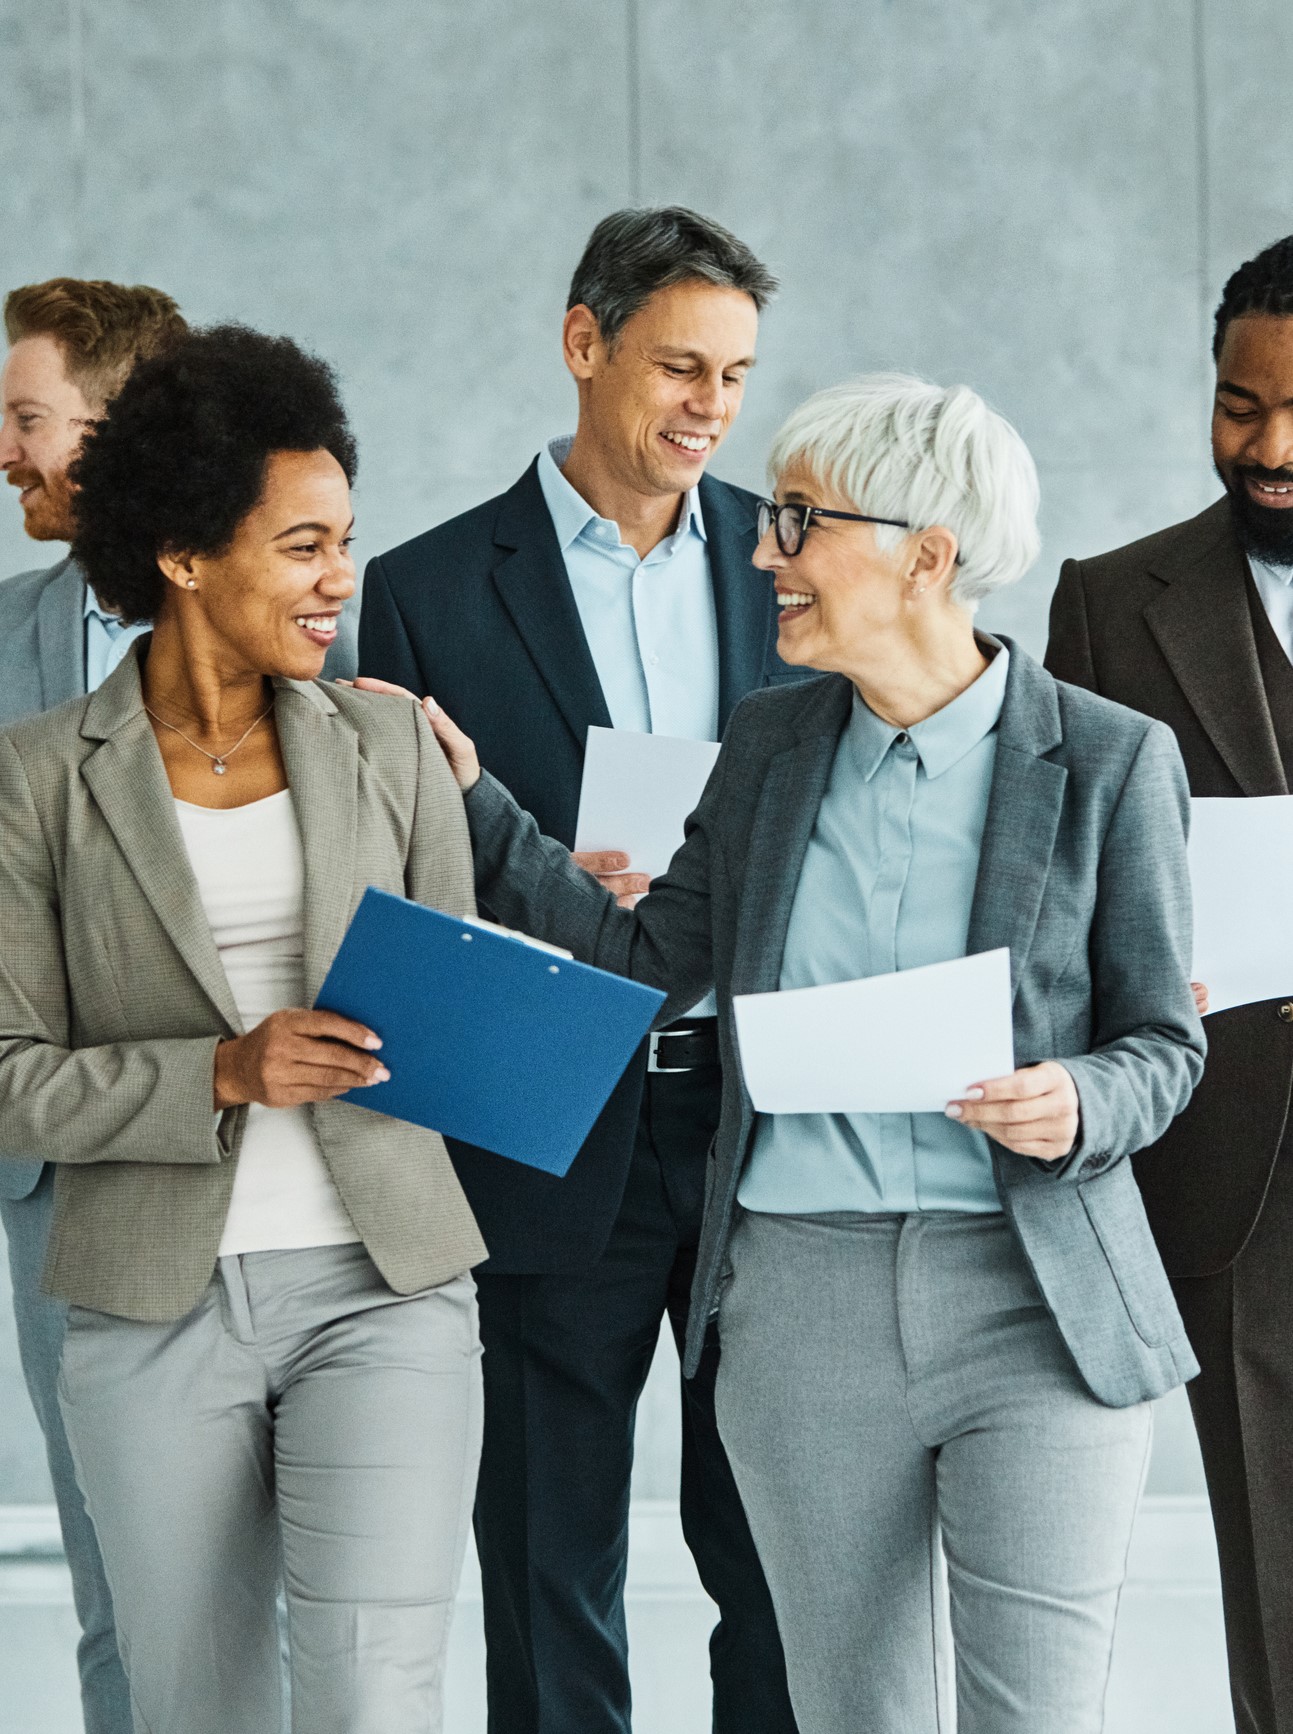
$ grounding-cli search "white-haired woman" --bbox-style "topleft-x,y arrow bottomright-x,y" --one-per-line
410,374 -> 1205,1732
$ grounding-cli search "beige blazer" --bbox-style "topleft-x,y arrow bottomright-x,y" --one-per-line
0,643 -> 486,1321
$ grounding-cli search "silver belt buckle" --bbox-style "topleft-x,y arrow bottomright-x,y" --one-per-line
648,1030 -> 685,1074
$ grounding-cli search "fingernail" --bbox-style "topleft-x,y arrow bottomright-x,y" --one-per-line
964,1087 -> 985,1101
423,695 -> 440,717
363,1035 -> 383,1050
944,1103 -> 963,1119
372,1066 -> 391,1084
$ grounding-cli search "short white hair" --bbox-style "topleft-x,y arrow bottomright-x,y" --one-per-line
767,373 -> 1041,607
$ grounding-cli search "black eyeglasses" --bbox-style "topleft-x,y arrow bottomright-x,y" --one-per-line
756,498 -> 911,557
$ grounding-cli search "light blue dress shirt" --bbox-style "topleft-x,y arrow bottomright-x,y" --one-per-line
84,585 -> 150,692
536,437 -> 720,741
739,643 -> 1011,1216
537,435 -> 721,1018
1249,553 -> 1293,664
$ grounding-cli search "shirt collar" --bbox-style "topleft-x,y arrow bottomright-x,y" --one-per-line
850,638 -> 1011,782
83,583 -> 120,627
1250,551 -> 1293,588
536,435 -> 706,554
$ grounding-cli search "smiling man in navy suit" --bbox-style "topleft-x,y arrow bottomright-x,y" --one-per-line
359,208 -> 799,1734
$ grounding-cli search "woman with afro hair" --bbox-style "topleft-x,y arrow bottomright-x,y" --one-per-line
0,324 -> 486,1733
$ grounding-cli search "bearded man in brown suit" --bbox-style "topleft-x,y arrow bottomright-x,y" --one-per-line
1046,234 -> 1293,1734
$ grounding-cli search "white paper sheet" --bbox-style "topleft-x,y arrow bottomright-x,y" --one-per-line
1189,795 -> 1293,1014
732,949 -> 1015,1114
574,727 -> 722,880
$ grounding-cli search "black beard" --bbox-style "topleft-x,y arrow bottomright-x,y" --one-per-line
1219,464 -> 1293,566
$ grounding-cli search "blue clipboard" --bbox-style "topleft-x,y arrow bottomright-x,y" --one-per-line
315,888 -> 665,1177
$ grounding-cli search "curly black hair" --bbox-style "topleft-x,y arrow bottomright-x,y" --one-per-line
1213,235 -> 1293,360
71,323 -> 358,623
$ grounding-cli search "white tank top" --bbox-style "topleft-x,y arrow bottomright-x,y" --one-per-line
174,790 -> 361,1256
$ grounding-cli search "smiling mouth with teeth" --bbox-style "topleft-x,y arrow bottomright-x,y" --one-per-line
661,431 -> 711,454
1247,476 -> 1293,504
777,590 -> 817,613
294,613 -> 339,639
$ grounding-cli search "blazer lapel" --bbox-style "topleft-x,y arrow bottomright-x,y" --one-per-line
36,558 -> 88,710
1143,502 -> 1284,796
702,478 -> 767,731
274,680 -> 360,1003
730,678 -> 852,997
966,647 -> 1067,995
491,462 -> 612,749
79,649 -> 242,1031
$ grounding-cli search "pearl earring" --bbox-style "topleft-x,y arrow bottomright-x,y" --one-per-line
186,579 -> 197,590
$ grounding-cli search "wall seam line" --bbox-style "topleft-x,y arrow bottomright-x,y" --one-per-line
1191,0 -> 1212,395
67,0 -> 87,268
627,0 -> 643,203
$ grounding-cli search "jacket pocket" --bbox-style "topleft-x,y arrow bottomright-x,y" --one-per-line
1079,1167 -> 1183,1350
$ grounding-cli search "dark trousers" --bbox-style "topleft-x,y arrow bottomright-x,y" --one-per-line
1174,1143 -> 1293,1734
473,1064 -> 798,1734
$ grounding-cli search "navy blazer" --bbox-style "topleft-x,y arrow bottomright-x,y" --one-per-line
359,458 -> 800,1272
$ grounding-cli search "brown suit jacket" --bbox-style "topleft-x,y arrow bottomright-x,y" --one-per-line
0,643 -> 487,1320
1046,497 -> 1293,1277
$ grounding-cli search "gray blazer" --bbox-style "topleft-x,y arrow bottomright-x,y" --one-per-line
0,555 -> 359,1203
465,642 -> 1206,1407
0,641 -> 484,1321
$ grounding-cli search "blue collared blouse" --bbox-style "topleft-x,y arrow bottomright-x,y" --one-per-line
739,643 -> 1011,1215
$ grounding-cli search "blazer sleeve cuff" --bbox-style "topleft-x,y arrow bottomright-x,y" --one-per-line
1047,1057 -> 1120,1180
997,1060 -> 1111,1183
146,1036 -> 237,1166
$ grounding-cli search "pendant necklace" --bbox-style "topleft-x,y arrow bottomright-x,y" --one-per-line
144,701 -> 274,775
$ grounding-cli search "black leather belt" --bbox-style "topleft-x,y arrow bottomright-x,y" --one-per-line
648,1017 -> 719,1073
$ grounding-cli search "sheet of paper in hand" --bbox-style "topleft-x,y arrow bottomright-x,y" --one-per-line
733,949 -> 1015,1114
1189,795 -> 1293,1014
575,726 -> 721,880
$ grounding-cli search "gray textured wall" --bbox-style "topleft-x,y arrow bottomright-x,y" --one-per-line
3,0 -> 1291,1506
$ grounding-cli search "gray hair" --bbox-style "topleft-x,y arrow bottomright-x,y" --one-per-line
567,207 -> 778,348
767,373 -> 1041,608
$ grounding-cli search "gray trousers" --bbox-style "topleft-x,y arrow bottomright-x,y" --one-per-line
714,1209 -> 1153,1734
1,1169 -> 132,1734
57,1243 -> 483,1734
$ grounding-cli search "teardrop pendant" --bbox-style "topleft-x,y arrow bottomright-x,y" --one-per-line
212,760 -> 228,775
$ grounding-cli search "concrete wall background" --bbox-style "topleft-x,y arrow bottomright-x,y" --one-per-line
3,0 -> 1291,1506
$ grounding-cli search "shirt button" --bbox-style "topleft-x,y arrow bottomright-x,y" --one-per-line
1279,1002 -> 1293,1023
